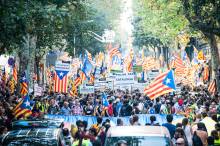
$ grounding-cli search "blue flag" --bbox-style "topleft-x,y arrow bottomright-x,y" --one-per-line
82,58 -> 93,78
102,92 -> 109,107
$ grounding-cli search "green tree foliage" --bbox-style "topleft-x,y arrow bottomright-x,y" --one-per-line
181,0 -> 220,90
64,0 -> 122,56
133,0 -> 188,49
64,1 -> 107,56
0,0 -> 73,87
0,0 -> 122,86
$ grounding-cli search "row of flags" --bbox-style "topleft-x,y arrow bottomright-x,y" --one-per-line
45,44 -> 217,101
0,44 -> 217,119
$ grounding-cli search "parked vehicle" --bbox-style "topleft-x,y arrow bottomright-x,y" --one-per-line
105,126 -> 172,146
1,119 -> 69,146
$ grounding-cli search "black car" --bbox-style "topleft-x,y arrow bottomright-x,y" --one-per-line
2,128 -> 65,146
1,119 -> 71,146
11,119 -> 64,130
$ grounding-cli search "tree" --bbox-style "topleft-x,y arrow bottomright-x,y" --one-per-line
133,0 -> 188,49
64,2 -> 107,56
0,0 -> 72,87
181,0 -> 220,90
64,0 -> 122,56
132,0 -> 188,67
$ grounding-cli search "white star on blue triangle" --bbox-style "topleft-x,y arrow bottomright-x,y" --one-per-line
55,70 -> 69,80
162,70 -> 176,90
20,95 -> 32,110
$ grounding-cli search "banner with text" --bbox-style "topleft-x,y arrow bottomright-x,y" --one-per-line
114,73 -> 136,86
79,85 -> 95,94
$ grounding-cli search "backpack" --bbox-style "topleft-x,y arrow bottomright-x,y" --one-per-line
192,131 -> 203,146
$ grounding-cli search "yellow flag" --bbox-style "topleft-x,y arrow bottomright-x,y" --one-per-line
197,50 -> 205,60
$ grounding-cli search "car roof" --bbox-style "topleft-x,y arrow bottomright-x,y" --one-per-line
2,128 -> 61,146
4,128 -> 60,140
106,126 -> 170,138
12,119 -> 63,129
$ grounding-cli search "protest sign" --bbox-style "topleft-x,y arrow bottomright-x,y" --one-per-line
147,69 -> 160,80
79,85 -> 95,94
114,73 -> 136,85
34,84 -> 43,96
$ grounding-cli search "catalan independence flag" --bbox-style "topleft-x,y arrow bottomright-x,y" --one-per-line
13,95 -> 32,119
69,81 -> 78,97
13,65 -> 17,83
208,79 -> 217,96
144,70 -> 176,100
54,71 -> 68,93
89,67 -> 96,85
9,78 -> 16,94
20,72 -> 28,96
74,71 -> 82,87
109,47 -> 120,60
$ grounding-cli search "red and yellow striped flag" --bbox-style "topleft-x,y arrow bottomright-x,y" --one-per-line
20,72 -> 28,96
203,65 -> 209,82
13,66 -> 17,83
69,80 -> 78,97
13,95 -> 32,119
208,79 -> 217,96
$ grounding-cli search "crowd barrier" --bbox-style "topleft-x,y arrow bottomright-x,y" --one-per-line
45,114 -> 184,127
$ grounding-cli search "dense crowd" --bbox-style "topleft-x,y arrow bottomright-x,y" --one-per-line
0,84 -> 220,145
59,114 -> 220,146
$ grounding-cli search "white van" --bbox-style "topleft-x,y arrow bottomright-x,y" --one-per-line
105,126 -> 172,146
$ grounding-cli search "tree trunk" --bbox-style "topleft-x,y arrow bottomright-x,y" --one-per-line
17,51 -> 29,96
35,57 -> 40,84
17,33 -> 37,95
206,33 -> 220,91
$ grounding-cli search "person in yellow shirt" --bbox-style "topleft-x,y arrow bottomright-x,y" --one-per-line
211,130 -> 220,145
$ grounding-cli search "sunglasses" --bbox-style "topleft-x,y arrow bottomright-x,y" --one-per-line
176,143 -> 184,145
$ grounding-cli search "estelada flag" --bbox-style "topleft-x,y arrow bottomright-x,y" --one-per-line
20,72 -> 28,96
54,70 -> 68,93
13,95 -> 32,119
203,65 -> 209,81
144,70 -> 176,100
208,79 -> 217,96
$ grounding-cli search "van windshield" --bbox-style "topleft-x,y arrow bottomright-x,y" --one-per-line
105,136 -> 170,146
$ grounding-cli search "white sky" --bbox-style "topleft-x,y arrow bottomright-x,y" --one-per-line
119,0 -> 134,52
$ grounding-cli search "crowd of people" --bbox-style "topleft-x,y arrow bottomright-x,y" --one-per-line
0,84 -> 220,145
61,114 -> 220,146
